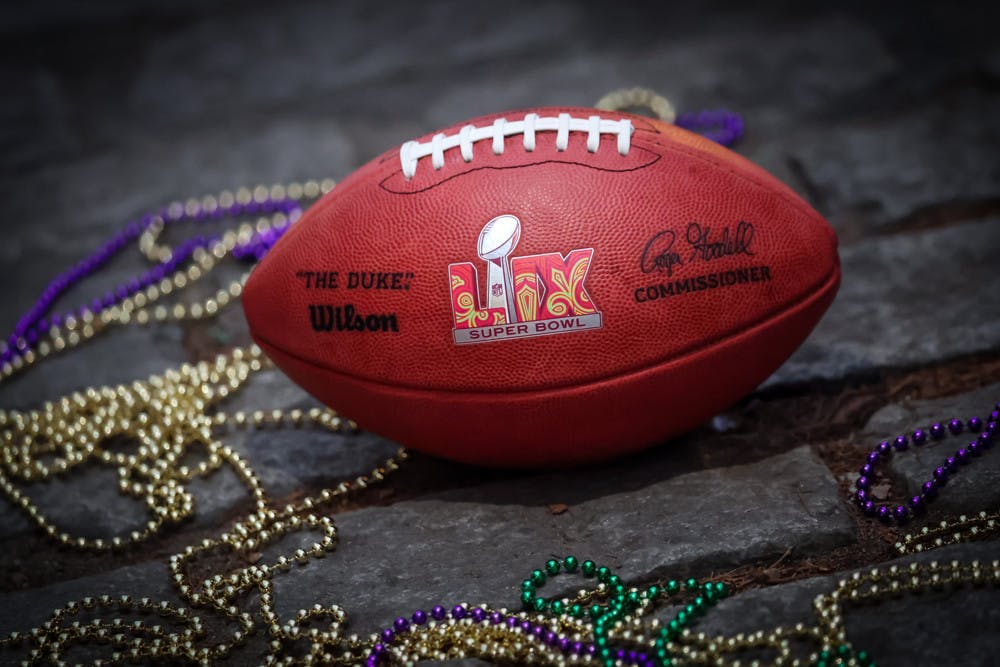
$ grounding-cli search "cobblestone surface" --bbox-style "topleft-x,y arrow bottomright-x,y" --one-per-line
0,2 -> 997,665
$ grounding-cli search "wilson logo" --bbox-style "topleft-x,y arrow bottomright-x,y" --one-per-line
308,304 -> 399,333
448,214 -> 602,344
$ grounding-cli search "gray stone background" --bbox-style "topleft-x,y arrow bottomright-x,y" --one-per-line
1,1 -> 999,665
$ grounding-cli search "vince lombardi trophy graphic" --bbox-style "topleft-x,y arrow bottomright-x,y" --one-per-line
477,214 -> 521,323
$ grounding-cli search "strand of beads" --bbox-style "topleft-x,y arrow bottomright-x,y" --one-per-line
896,509 -> 1000,555
811,559 -> 1000,667
853,405 -> 997,523
520,557 -> 731,667
649,578 -> 729,667
594,88 -> 745,148
0,342 -> 410,664
521,557 -> 646,665
5,197 -> 286,356
365,603 -> 598,666
2,594 -> 218,665
0,180 -> 333,375
667,622 -> 823,666
0,346 -> 291,548
674,110 -> 745,147
0,209 -> 303,383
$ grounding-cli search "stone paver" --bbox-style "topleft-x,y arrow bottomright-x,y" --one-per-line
768,217 -> 1000,387
781,89 -> 1000,232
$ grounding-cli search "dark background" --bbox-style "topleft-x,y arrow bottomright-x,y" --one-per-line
1,2 -> 999,665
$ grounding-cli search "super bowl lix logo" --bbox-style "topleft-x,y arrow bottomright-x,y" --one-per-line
449,215 -> 602,344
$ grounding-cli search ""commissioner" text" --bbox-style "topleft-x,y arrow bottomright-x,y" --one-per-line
634,265 -> 773,303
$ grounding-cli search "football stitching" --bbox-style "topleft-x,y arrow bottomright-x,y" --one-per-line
399,112 -> 635,179
377,107 -> 825,230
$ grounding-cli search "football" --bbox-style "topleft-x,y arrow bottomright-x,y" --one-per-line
243,107 -> 840,467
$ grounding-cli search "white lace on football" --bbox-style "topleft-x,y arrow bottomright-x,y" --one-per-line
399,113 -> 634,179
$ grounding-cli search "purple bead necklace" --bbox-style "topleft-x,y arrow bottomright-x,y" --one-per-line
2,191 -> 306,365
365,603 -> 599,667
675,110 -> 744,147
854,403 -> 997,523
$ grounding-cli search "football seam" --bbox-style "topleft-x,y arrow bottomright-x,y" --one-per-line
253,261 -> 840,397
378,148 -> 663,195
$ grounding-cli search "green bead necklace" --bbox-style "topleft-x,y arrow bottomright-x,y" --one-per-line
519,556 -> 732,667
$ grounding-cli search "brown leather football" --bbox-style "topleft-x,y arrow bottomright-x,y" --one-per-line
243,107 -> 839,467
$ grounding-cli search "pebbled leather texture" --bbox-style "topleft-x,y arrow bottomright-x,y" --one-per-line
243,106 -> 840,467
